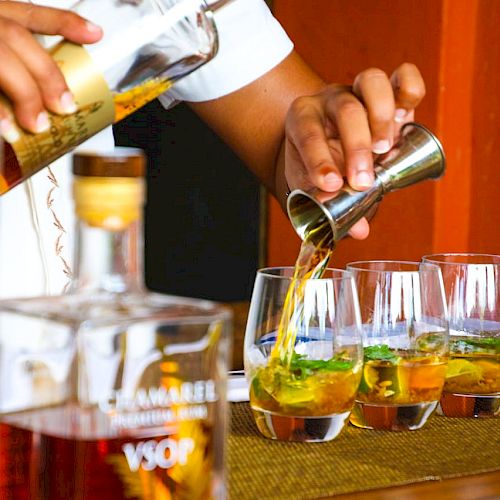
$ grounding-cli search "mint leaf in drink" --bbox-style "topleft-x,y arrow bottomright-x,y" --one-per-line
363,344 -> 399,363
251,376 -> 266,400
357,374 -> 370,394
461,337 -> 500,349
289,352 -> 353,380
451,337 -> 500,354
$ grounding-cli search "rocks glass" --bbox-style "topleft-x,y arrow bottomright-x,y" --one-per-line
346,261 -> 449,431
422,253 -> 500,417
244,267 -> 363,442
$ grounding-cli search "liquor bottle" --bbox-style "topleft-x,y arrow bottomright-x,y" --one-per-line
0,148 -> 231,499
0,0 -> 230,196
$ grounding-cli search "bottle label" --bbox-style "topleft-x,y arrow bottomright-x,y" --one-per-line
0,42 -> 115,175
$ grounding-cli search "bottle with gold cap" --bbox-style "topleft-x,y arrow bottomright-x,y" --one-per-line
0,148 -> 231,499
0,0 -> 232,196
70,148 -> 148,295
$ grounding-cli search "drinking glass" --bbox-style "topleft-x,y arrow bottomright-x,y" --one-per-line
346,261 -> 449,431
422,253 -> 500,417
244,267 -> 363,442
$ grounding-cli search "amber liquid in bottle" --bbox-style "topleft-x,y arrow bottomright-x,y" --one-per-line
0,405 -> 215,500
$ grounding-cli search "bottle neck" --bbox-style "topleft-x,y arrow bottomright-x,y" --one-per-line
68,175 -> 145,295
69,217 -> 144,295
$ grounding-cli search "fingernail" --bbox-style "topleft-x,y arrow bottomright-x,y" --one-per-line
0,118 -> 20,143
372,139 -> 391,154
35,112 -> 50,133
395,108 -> 407,123
86,21 -> 102,33
355,171 -> 373,188
59,91 -> 77,114
322,172 -> 343,190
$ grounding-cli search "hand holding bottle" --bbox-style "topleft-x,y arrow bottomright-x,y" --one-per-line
0,1 -> 102,137
0,0 -> 219,195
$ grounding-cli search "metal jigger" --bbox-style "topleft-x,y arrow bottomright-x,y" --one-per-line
287,122 -> 445,247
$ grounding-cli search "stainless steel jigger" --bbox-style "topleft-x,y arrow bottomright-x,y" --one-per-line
286,122 -> 445,247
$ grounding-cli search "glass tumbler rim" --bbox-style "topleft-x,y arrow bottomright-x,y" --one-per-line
346,260 -> 427,274
256,266 -> 353,282
422,253 -> 500,266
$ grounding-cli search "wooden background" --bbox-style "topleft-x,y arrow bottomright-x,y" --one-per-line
267,0 -> 500,268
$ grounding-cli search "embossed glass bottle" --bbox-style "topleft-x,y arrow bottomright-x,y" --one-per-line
0,0 -> 227,195
0,148 -> 231,499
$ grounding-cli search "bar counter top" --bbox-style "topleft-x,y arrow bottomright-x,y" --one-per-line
227,400 -> 500,499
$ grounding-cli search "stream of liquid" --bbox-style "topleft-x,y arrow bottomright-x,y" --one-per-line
24,179 -> 50,295
23,169 -> 71,296
271,223 -> 333,365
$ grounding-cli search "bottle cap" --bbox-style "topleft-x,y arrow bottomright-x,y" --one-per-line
73,147 -> 145,178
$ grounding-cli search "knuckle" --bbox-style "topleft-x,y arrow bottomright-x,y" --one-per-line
336,98 -> 364,117
323,83 -> 349,96
53,11 -> 83,34
295,129 -> 323,150
63,11 -> 85,27
348,146 -> 373,157
37,59 -> 66,90
370,108 -> 394,125
15,88 -> 41,106
289,95 -> 315,116
355,67 -> 388,86
2,19 -> 26,41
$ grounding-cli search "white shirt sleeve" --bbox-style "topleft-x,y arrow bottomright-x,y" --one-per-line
158,0 -> 293,108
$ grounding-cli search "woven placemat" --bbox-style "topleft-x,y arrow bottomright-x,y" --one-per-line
228,403 -> 500,499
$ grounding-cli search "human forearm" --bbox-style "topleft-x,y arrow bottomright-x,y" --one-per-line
191,54 -> 425,239
188,51 -> 325,199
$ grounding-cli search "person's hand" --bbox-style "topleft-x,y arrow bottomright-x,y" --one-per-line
0,1 -> 102,140
284,63 -> 425,239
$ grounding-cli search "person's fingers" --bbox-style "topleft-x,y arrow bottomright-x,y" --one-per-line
324,89 -> 374,191
0,3 -> 102,131
347,217 -> 370,240
353,67 -> 395,154
390,63 -> 426,123
0,17 -> 76,116
0,2 -> 102,44
0,105 -> 20,144
0,39 -> 48,133
286,96 -> 344,192
284,140 -> 313,191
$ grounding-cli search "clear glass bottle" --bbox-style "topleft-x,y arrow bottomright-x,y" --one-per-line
0,0 -> 228,196
0,148 -> 231,499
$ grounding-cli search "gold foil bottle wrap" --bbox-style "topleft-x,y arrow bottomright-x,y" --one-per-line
0,42 -> 115,176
